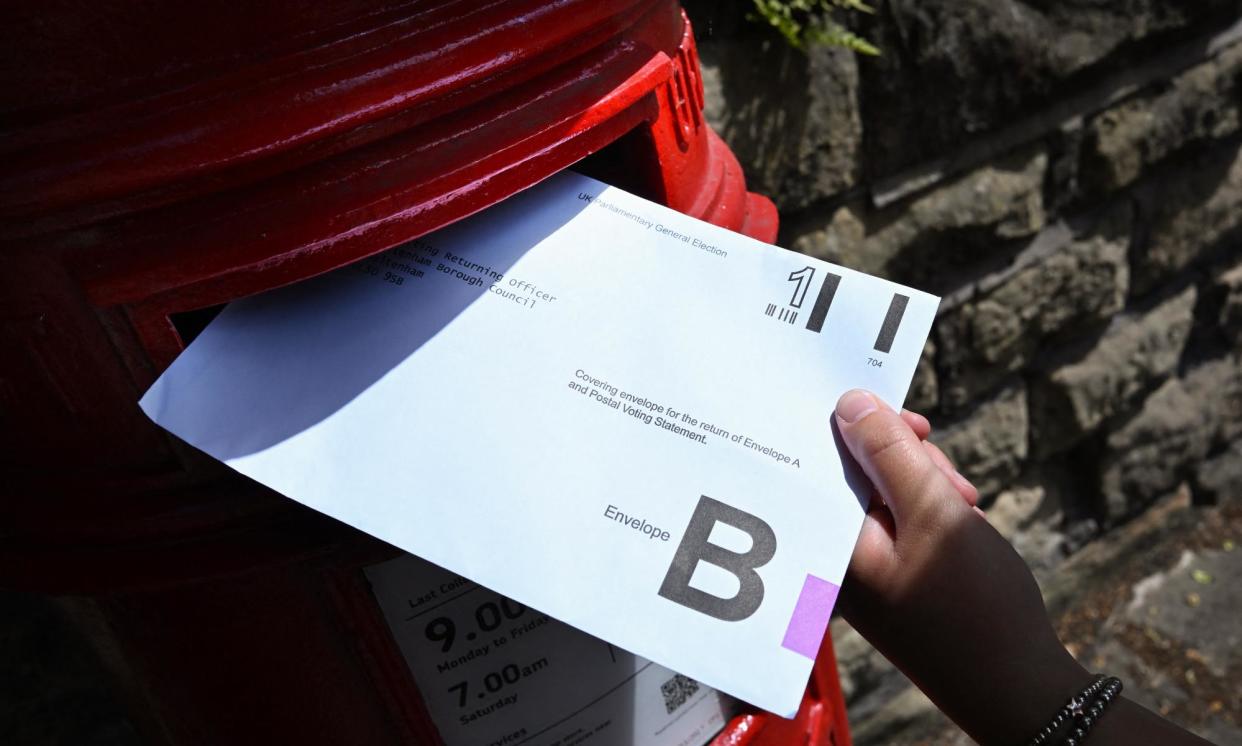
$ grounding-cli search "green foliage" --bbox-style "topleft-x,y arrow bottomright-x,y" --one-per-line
750,0 -> 880,55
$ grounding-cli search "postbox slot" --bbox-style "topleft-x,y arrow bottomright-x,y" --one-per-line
572,126 -> 663,204
154,130 -> 662,354
169,303 -> 227,347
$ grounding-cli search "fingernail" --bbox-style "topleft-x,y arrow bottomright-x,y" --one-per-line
836,389 -> 878,423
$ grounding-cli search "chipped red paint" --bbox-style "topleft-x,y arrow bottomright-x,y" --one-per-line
0,2 -> 844,744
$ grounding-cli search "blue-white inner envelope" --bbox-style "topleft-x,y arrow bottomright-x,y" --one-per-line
141,171 -> 939,717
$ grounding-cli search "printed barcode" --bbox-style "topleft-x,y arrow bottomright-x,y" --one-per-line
660,673 -> 700,714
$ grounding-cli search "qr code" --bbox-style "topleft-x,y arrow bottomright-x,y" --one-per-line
660,673 -> 700,714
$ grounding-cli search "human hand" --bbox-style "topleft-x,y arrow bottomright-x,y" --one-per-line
834,389 -> 1091,744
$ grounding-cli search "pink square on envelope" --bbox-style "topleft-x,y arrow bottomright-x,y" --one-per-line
781,574 -> 839,659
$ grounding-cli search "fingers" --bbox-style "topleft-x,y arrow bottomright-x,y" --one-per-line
835,389 -> 964,527
922,441 -> 979,506
897,406 -> 980,506
901,409 -> 931,440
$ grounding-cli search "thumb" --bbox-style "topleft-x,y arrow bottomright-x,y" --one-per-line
835,389 -> 962,528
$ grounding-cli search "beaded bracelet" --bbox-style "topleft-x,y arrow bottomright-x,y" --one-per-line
1024,674 -> 1123,746
1060,676 -> 1122,746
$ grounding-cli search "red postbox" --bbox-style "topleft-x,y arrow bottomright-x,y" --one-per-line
0,2 -> 851,744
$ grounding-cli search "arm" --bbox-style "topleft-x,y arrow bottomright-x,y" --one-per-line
834,389 -> 1213,746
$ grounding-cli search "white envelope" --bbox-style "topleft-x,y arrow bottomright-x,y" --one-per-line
141,171 -> 938,718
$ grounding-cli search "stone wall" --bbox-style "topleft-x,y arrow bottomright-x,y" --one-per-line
689,0 -> 1242,532
687,0 -> 1242,739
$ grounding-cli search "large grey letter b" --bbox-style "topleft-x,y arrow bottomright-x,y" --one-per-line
658,495 -> 777,621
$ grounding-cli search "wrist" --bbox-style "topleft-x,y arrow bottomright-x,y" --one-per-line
927,643 -> 1096,746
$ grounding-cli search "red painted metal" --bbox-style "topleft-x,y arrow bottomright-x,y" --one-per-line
0,2 -> 841,744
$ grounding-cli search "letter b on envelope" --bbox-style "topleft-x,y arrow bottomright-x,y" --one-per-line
659,496 -> 777,621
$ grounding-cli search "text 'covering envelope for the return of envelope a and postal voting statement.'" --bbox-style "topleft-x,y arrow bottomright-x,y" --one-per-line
141,171 -> 939,717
